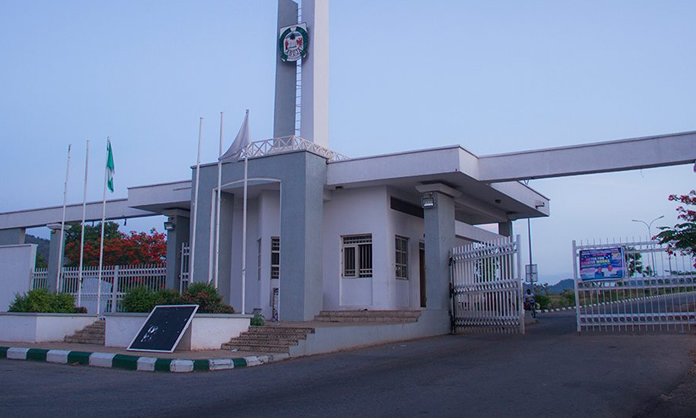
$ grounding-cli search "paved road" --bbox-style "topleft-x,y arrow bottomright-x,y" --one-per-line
1,312 -> 694,417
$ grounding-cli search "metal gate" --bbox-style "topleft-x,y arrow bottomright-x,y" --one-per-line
573,239 -> 696,333
450,235 -> 524,334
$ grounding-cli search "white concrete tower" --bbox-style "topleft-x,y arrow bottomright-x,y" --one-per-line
273,0 -> 329,149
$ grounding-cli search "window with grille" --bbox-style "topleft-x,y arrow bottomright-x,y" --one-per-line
342,234 -> 373,278
271,237 -> 280,280
395,235 -> 409,279
257,238 -> 262,281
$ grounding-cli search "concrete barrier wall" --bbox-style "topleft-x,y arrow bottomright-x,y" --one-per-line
106,313 -> 252,350
184,315 -> 251,350
292,310 -> 451,357
0,313 -> 95,342
0,244 -> 36,311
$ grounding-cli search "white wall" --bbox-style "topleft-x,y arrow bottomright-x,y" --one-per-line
0,244 -> 36,311
322,187 -> 505,311
227,195 -> 260,314
322,186 -> 392,309
0,313 -> 94,342
221,185 -> 506,315
256,190 -> 281,318
387,190 -> 426,309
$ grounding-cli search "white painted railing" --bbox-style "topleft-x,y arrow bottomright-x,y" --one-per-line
31,264 -> 166,314
241,136 -> 350,162
31,268 -> 48,290
573,239 -> 696,333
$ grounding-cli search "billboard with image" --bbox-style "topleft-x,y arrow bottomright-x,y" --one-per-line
579,247 -> 625,280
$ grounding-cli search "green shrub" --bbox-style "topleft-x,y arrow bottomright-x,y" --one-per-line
251,313 -> 265,326
181,283 -> 235,313
8,289 -> 79,313
535,294 -> 550,310
121,286 -> 158,312
121,284 -> 234,314
155,288 -> 183,306
560,290 -> 576,307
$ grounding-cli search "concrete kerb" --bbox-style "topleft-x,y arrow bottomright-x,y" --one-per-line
0,345 -> 282,373
539,295 -> 663,313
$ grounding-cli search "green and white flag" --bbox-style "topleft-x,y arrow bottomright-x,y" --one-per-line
106,139 -> 115,192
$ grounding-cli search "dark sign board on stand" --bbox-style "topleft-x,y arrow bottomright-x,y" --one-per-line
127,304 -> 199,353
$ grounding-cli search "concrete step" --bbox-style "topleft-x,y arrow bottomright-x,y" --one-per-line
64,336 -> 104,345
314,316 -> 419,323
64,320 -> 105,345
319,310 -> 421,316
226,337 -> 299,346
241,331 -> 311,340
315,310 -> 422,323
247,326 -> 315,334
221,343 -> 293,353
220,325 -> 315,354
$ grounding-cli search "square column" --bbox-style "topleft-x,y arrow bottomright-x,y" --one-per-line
273,0 -> 299,138
164,211 -> 190,291
299,0 -> 330,148
0,228 -> 26,245
279,154 -> 327,321
417,184 -> 461,312
46,224 -> 64,292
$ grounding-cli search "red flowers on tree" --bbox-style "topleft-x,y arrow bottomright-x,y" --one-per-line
654,190 -> 696,268
64,222 -> 166,267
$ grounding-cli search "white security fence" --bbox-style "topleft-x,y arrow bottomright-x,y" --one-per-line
31,268 -> 48,291
573,239 -> 696,333
32,264 -> 166,314
450,236 -> 524,334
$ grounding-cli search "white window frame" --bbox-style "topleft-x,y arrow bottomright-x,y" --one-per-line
342,234 -> 373,278
395,235 -> 409,280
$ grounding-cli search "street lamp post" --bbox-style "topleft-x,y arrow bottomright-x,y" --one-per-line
632,215 -> 664,276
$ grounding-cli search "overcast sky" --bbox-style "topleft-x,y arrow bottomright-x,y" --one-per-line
1,0 -> 694,283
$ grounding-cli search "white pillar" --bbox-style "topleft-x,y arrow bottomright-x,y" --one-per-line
299,0 -> 330,148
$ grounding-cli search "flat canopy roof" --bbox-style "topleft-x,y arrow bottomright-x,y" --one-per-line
326,146 -> 548,224
2,129 -> 693,230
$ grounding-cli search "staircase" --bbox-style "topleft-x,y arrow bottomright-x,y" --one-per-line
314,310 -> 421,323
64,320 -> 105,345
221,325 -> 315,354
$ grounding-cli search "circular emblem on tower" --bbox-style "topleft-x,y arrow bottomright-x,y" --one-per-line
278,23 -> 308,63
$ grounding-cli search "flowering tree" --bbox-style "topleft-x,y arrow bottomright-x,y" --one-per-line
64,223 -> 166,267
654,190 -> 696,268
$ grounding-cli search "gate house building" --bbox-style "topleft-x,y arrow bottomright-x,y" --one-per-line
144,0 -> 549,323
1,0 -> 694,328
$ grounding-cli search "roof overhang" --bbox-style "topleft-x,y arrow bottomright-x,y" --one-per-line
326,146 -> 550,224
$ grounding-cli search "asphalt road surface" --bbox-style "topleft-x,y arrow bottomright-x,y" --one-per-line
1,312 -> 694,417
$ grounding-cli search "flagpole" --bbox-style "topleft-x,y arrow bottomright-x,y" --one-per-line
56,144 -> 72,292
207,189 -> 216,284
214,111 -> 224,288
77,140 -> 90,307
218,109 -> 250,313
241,153 -> 248,315
97,138 -> 110,317
190,117 -> 203,286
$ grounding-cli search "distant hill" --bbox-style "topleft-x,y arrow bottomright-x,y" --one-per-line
25,234 -> 50,265
547,278 -> 574,293
523,278 -> 575,294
